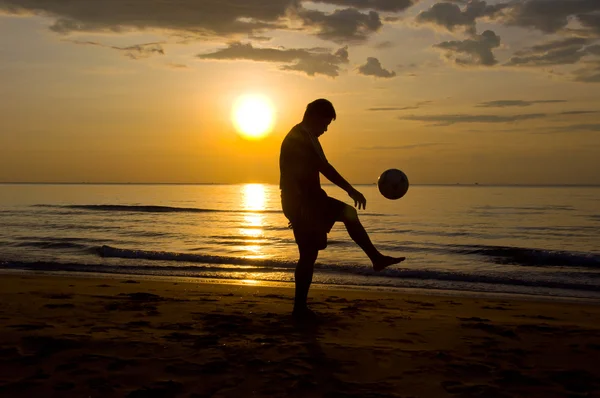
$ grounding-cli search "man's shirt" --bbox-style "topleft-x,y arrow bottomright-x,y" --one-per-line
279,123 -> 328,199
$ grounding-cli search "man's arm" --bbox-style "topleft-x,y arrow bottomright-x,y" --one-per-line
321,162 -> 352,193
305,130 -> 367,209
321,162 -> 367,210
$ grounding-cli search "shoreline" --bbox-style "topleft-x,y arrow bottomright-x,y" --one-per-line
1,272 -> 600,397
2,268 -> 599,305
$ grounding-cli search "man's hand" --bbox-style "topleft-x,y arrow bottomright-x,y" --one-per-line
348,188 -> 367,210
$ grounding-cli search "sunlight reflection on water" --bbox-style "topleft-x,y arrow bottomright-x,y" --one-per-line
239,184 -> 267,258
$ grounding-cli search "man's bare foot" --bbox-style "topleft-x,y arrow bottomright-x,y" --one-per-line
292,306 -> 318,321
372,255 -> 405,272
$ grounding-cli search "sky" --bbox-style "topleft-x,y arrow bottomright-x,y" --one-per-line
1,0 -> 599,185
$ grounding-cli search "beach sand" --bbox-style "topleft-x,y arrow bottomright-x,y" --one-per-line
1,273 -> 599,397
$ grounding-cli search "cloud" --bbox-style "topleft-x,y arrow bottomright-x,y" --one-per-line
197,42 -> 349,77
477,99 -> 567,107
578,12 -> 600,36
0,0 -> 419,44
400,113 -> 546,125
369,107 -> 417,110
434,30 -> 501,66
588,44 -> 600,56
298,7 -> 382,43
374,40 -> 394,49
359,142 -> 445,150
506,37 -> 595,66
416,0 -> 508,34
539,123 -> 600,133
247,34 -> 272,42
500,0 -> 600,35
508,46 -> 587,66
357,57 -> 396,78
70,40 -> 165,59
368,101 -> 432,111
572,60 -> 600,82
519,37 -> 593,54
558,110 -> 599,115
81,66 -> 135,75
400,109 -> 600,125
0,0 -> 296,36
503,36 -> 600,83
120,43 -> 164,59
165,63 -> 189,70
564,123 -> 600,131
308,0 -> 417,12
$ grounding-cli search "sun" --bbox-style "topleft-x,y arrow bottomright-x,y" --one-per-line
231,94 -> 275,140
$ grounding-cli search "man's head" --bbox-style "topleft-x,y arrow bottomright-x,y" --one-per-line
302,99 -> 336,137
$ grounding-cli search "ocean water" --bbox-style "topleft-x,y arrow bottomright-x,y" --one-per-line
1,183 -> 599,299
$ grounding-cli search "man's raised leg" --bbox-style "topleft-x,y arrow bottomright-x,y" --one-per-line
293,245 -> 319,317
339,205 -> 405,271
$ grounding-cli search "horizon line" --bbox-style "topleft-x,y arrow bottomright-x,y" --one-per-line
1,182 -> 600,187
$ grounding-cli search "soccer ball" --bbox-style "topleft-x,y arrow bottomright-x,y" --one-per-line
378,169 -> 409,200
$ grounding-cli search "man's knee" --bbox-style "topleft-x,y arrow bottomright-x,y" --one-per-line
341,204 -> 358,222
298,246 -> 319,263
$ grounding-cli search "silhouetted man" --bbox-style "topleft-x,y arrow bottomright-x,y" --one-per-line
280,99 -> 405,319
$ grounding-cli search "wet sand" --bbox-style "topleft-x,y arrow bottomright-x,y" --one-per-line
1,273 -> 599,397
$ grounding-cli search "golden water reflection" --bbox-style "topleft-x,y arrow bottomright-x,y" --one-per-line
242,183 -> 266,211
240,184 -> 267,259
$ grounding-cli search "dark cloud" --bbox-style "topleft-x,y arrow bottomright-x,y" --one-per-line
197,42 -> 349,77
165,63 -> 189,69
383,16 -> 401,22
357,57 -> 396,78
504,36 -> 600,83
400,112 -> 546,125
0,0 -> 422,46
587,44 -> 600,56
298,8 -> 382,43
540,123 -> 600,133
368,101 -> 432,111
359,142 -> 445,150
281,49 -> 349,76
70,40 -> 165,59
414,1 -> 600,75
369,107 -> 417,111
558,110 -> 599,115
477,99 -> 567,107
309,0 -> 417,12
400,109 -> 599,125
578,13 -> 600,36
247,34 -> 272,42
508,46 -> 587,66
434,30 -> 501,66
506,37 -> 595,66
374,40 -> 394,49
520,37 -> 592,54
500,0 -> 600,35
416,0 -> 508,34
564,123 -> 600,131
0,0 -> 296,36
572,60 -> 600,82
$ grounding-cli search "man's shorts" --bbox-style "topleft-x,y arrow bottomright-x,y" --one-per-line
281,192 -> 347,250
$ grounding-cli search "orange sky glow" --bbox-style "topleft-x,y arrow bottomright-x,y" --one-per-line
1,0 -> 600,185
